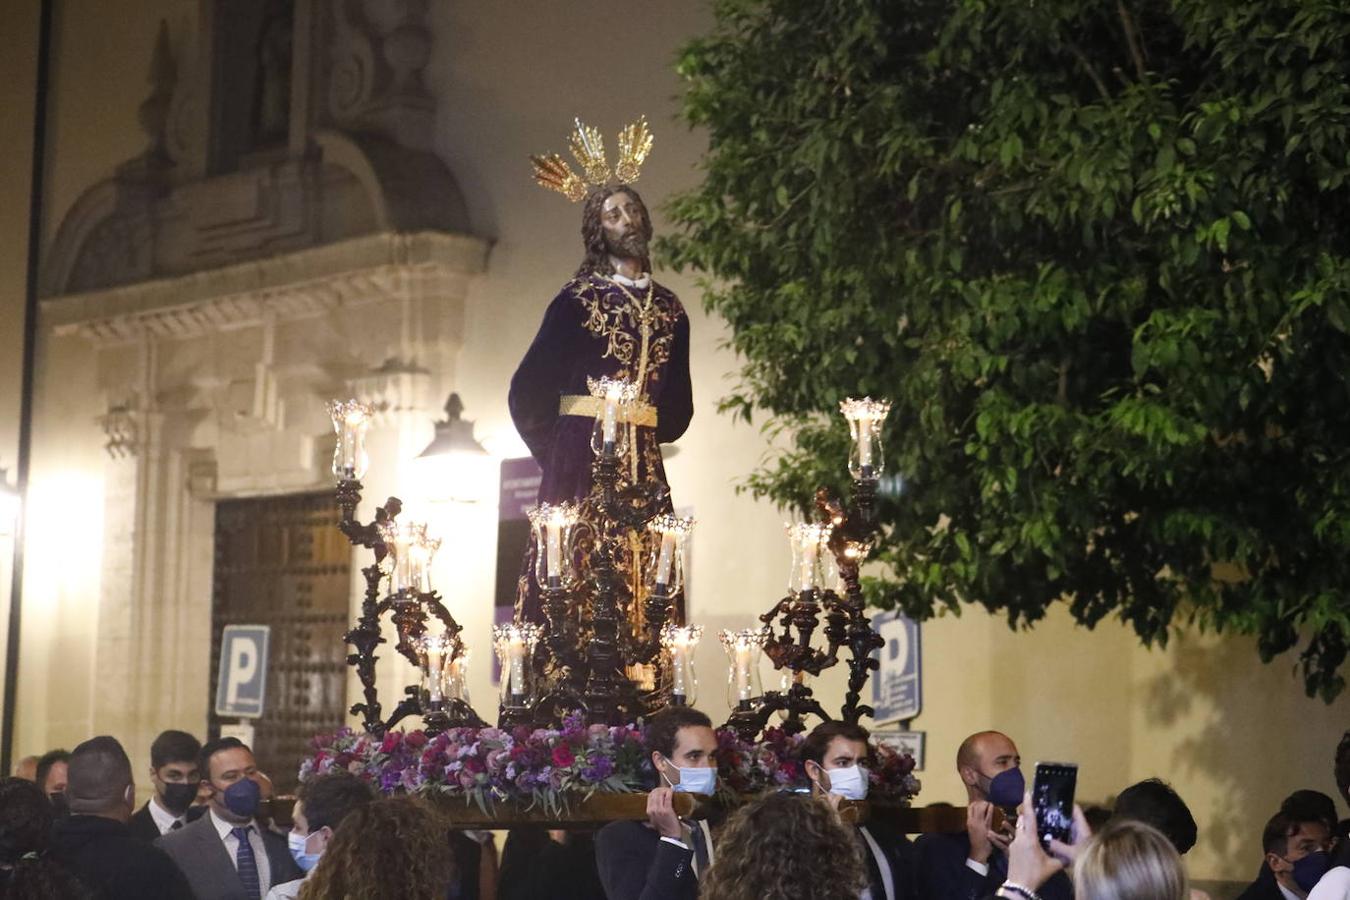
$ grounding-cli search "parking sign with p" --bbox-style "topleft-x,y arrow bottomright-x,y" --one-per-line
215,625 -> 270,718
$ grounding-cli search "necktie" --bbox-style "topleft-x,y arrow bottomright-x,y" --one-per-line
689,822 -> 710,876
231,825 -> 261,900
170,820 -> 184,831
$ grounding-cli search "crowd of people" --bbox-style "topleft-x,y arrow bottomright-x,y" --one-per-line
1,712 -> 1347,900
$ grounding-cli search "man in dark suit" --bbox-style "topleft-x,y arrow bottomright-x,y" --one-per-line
803,721 -> 916,900
129,730 -> 202,842
157,737 -> 301,900
914,730 -> 1071,900
1235,810 -> 1332,900
596,706 -> 719,900
51,735 -> 194,899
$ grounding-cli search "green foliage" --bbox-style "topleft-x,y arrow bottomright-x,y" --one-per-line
660,0 -> 1350,699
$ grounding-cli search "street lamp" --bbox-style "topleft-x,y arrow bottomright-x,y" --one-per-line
415,394 -> 491,503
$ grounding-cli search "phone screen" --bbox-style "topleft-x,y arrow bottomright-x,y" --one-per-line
1032,762 -> 1078,849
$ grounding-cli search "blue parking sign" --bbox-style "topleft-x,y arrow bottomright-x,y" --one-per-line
871,610 -> 921,723
215,625 -> 270,718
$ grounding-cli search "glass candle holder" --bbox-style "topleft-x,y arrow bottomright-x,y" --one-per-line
442,648 -> 471,706
328,399 -> 373,480
587,376 -> 637,458
719,628 -> 766,709
379,520 -> 440,597
660,624 -> 703,705
785,522 -> 833,595
493,622 -> 542,706
645,515 -> 694,595
840,397 -> 892,481
418,633 -> 450,705
528,503 -> 580,590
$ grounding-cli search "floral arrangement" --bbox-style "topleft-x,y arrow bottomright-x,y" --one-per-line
299,717 -> 920,817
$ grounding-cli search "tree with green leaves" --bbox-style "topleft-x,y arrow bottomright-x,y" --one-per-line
661,0 -> 1350,699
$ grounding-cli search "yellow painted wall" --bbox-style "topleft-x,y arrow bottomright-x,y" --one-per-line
0,1 -> 1344,885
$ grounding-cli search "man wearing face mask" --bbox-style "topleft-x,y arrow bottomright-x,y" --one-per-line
51,735 -> 194,899
803,721 -> 917,900
915,731 -> 1071,900
596,706 -> 719,900
1236,811 -> 1333,900
264,771 -> 375,900
157,737 -> 301,900
129,730 -> 202,841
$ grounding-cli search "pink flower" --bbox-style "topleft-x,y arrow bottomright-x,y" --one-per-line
552,744 -> 575,767
405,731 -> 428,750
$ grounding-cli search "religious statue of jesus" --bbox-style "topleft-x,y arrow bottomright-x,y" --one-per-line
508,118 -> 693,622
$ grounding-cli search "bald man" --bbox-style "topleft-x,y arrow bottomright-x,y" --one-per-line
51,735 -> 193,900
914,731 -> 1072,900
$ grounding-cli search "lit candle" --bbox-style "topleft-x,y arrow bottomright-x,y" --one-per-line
787,523 -> 830,594
545,507 -> 569,587
494,623 -> 541,706
423,636 -> 445,703
734,642 -> 752,701
602,383 -> 621,453
528,503 -> 579,590
857,417 -> 874,476
647,515 -> 694,594
508,635 -> 527,698
799,536 -> 818,594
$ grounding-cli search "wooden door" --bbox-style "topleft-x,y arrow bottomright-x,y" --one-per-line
210,492 -> 350,792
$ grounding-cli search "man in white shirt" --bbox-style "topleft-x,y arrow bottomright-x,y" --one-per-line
129,730 -> 201,842
157,737 -> 301,900
265,771 -> 375,900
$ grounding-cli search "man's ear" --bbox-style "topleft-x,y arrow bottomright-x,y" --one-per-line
1266,851 -> 1290,875
805,760 -> 827,793
959,765 -> 979,789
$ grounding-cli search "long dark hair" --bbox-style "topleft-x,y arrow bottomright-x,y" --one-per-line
298,797 -> 455,900
575,185 -> 653,277
0,777 -> 90,899
700,792 -> 866,900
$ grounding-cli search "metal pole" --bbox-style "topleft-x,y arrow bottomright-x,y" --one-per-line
2,0 -> 54,775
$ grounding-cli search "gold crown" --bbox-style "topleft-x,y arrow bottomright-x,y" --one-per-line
531,116 -> 654,202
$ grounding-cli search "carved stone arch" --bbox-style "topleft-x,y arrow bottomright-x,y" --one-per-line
40,180 -> 133,297
313,130 -> 471,233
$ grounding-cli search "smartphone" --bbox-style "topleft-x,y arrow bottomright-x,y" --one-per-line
1032,762 -> 1078,849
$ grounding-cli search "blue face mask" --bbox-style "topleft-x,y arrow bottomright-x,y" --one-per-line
1289,850 -> 1331,893
660,756 -> 717,796
221,777 -> 261,818
288,830 -> 322,873
986,767 -> 1025,809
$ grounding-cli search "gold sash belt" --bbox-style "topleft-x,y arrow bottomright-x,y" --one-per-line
559,395 -> 658,428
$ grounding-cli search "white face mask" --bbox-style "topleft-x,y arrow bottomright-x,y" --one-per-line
659,756 -> 717,796
826,764 -> 869,801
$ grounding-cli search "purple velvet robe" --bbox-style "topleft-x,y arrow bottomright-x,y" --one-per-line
508,272 -> 693,505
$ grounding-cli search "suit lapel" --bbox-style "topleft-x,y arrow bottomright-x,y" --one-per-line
189,813 -> 246,897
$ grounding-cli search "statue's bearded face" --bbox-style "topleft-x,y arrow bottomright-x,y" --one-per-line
600,191 -> 650,260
